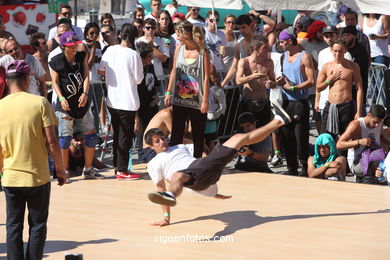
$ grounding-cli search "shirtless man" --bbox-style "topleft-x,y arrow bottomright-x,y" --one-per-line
236,34 -> 276,126
142,107 -> 173,148
317,38 -> 363,138
221,14 -> 254,87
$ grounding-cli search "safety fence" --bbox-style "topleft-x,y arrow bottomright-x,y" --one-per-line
367,63 -> 390,110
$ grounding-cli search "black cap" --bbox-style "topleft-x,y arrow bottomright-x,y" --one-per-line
341,25 -> 357,36
322,25 -> 337,34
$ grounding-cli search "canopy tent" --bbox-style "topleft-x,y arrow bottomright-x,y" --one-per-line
177,0 -> 390,16
177,0 -> 243,10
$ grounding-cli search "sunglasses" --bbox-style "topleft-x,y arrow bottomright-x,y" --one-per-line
145,26 -> 156,30
61,12 -> 72,16
6,46 -> 19,54
209,18 -> 219,23
88,31 -> 99,35
191,8 -> 199,12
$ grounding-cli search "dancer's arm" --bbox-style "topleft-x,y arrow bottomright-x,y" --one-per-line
150,180 -> 171,227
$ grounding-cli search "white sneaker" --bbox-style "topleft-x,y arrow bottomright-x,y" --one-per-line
270,154 -> 283,167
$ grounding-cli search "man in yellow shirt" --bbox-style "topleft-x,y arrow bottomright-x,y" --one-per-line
0,60 -> 67,259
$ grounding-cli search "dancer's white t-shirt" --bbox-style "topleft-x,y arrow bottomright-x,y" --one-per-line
148,144 -> 218,197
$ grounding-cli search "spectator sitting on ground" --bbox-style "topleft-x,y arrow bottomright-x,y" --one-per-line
307,133 -> 346,180
337,104 -> 390,184
235,112 -> 273,173
68,132 -> 108,176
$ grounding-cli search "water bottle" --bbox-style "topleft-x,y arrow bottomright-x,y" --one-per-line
378,159 -> 386,182
128,149 -> 133,171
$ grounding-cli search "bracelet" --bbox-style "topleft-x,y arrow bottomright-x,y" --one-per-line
163,213 -> 170,217
325,79 -> 330,85
274,150 -> 280,154
290,86 -> 295,91
82,92 -> 88,96
165,91 -> 172,95
59,96 -> 65,102
325,162 -> 329,169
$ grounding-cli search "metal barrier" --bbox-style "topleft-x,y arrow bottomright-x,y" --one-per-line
217,85 -> 241,139
367,63 -> 389,109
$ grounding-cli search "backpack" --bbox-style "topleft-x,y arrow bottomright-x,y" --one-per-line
207,85 -> 226,120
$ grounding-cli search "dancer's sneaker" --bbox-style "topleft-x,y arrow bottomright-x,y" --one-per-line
271,100 -> 291,124
148,191 -> 177,206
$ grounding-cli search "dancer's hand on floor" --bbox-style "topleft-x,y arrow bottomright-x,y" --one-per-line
150,219 -> 170,227
214,194 -> 232,199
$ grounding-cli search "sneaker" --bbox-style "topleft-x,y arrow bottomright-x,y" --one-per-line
271,100 -> 292,124
148,191 -> 177,206
116,171 -> 140,181
83,168 -> 105,179
270,154 -> 283,167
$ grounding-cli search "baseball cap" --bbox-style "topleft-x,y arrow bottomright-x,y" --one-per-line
338,5 -> 349,16
322,25 -> 337,34
6,60 -> 31,75
59,31 -> 82,46
341,25 -> 357,35
172,13 -> 185,21
299,15 -> 314,28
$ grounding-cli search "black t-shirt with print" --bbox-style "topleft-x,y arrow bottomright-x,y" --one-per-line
137,64 -> 159,112
49,51 -> 89,119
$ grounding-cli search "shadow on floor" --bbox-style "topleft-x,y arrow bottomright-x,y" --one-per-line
172,209 -> 390,241
0,238 -> 118,258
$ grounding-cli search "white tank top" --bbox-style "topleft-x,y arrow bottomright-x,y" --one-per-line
363,16 -> 390,58
347,117 -> 382,167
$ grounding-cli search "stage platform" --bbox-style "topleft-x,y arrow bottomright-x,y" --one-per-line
1,164 -> 390,260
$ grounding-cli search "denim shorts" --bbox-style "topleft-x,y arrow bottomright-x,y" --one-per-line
55,110 -> 95,137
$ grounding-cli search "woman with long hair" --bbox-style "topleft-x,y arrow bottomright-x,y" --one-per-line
164,21 -> 210,158
361,13 -> 390,67
100,13 -> 116,30
133,7 -> 145,21
222,14 -> 238,72
156,10 -> 175,74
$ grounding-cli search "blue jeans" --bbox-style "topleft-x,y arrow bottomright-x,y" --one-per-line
372,55 -> 390,68
4,182 -> 51,260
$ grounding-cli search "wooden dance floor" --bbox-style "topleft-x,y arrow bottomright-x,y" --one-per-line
1,164 -> 390,259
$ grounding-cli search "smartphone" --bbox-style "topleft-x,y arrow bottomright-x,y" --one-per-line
281,73 -> 295,86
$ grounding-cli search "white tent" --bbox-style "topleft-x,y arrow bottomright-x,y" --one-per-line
177,0 -> 243,10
